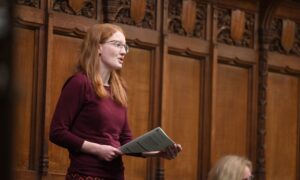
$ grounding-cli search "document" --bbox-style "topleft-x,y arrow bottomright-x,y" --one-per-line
120,127 -> 175,154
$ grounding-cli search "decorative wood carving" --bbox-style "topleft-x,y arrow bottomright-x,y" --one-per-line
103,0 -> 155,29
257,28 -> 270,180
69,0 -> 86,13
217,8 -> 255,48
130,0 -> 147,23
269,19 -> 284,53
168,0 -> 206,38
15,0 -> 39,8
295,24 -> 300,56
39,155 -> 48,175
281,19 -> 296,52
53,0 -> 96,19
269,65 -> 300,75
155,168 -> 164,180
231,10 -> 245,41
182,0 -> 197,35
269,18 -> 300,56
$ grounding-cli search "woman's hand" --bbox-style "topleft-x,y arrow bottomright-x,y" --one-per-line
81,141 -> 123,161
158,144 -> 182,160
95,144 -> 123,161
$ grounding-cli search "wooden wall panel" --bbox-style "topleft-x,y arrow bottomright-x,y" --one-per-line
162,54 -> 202,180
11,1 -> 300,179
12,27 -> 36,171
211,63 -> 250,164
46,34 -> 82,175
266,72 -> 298,180
121,48 -> 151,180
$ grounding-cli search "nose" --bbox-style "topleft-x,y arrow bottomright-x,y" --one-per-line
120,46 -> 127,54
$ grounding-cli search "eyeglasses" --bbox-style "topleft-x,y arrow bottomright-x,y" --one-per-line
103,40 -> 129,53
242,175 -> 254,180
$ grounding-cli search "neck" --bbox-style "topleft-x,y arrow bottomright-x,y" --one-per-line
100,62 -> 111,86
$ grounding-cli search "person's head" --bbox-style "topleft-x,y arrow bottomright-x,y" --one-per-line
78,23 -> 129,107
208,155 -> 253,180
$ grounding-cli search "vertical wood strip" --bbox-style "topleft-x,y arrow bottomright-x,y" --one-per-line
297,80 -> 300,180
36,0 -> 48,176
201,3 -> 212,179
257,27 -> 268,180
157,0 -> 169,179
257,1 -> 283,179
209,3 -> 219,169
40,2 -> 54,176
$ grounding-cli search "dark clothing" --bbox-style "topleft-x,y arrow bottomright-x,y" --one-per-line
50,72 -> 132,179
66,173 -> 105,180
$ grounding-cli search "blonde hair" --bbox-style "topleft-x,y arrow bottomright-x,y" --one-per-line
77,23 -> 127,107
208,155 -> 252,180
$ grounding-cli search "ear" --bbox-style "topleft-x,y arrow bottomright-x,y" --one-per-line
98,44 -> 102,55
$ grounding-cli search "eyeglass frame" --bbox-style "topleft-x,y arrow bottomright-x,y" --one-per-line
102,40 -> 129,53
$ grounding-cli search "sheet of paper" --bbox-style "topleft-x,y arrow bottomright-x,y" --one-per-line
120,127 -> 175,154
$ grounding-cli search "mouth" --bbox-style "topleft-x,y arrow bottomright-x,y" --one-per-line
118,58 -> 124,64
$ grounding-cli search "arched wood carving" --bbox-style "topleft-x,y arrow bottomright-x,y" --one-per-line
69,0 -> 86,13
269,18 -> 300,56
231,9 -> 245,41
16,0 -> 39,7
281,19 -> 296,53
103,0 -> 155,29
53,0 -> 96,18
168,0 -> 206,38
217,8 -> 254,48
130,0 -> 146,23
181,0 -> 197,35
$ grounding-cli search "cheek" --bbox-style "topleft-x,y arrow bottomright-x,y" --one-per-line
101,49 -> 117,62
102,47 -> 118,58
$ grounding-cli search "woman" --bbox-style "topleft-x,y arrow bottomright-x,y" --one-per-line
208,155 -> 253,180
49,23 -> 182,180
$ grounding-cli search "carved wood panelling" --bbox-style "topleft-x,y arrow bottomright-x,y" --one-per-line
269,18 -> 300,56
168,0 -> 206,38
217,8 -> 255,48
103,0 -> 156,29
266,72 -> 299,180
15,0 -> 39,8
295,24 -> 300,56
53,0 -> 96,19
257,29 -> 272,179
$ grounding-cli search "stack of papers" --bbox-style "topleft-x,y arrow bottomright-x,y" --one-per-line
120,127 -> 175,154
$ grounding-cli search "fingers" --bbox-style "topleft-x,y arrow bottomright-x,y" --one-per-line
107,147 -> 122,161
114,148 -> 123,155
165,144 -> 182,160
175,144 -> 182,152
165,145 -> 177,159
97,145 -> 123,161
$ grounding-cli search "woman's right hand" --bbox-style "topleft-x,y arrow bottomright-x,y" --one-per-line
81,140 -> 122,161
95,144 -> 123,161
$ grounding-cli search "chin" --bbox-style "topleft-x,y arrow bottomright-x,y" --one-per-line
114,65 -> 123,70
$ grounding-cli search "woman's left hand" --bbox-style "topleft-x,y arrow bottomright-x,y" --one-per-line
159,144 -> 182,160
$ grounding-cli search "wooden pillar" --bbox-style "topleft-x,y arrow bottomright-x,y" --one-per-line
256,0 -> 283,179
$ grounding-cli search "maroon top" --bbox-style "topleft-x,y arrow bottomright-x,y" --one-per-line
50,72 -> 132,179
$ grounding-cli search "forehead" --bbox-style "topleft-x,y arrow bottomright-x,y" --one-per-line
107,31 -> 126,42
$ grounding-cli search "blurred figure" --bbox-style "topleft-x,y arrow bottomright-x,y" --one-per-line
208,155 -> 253,180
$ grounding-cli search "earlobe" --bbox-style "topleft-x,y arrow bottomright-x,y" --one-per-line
98,45 -> 102,56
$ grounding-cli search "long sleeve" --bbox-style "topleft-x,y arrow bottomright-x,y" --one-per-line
119,110 -> 132,145
49,75 -> 86,151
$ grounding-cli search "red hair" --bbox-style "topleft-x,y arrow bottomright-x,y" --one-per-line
77,23 -> 127,107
